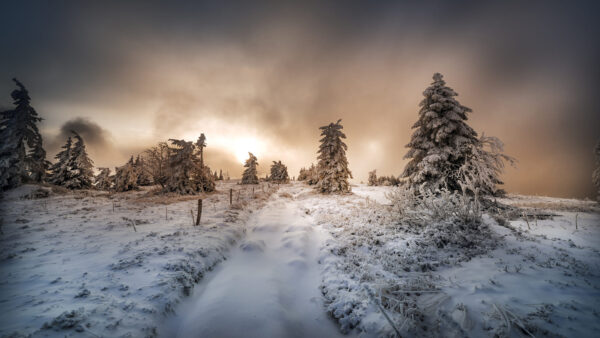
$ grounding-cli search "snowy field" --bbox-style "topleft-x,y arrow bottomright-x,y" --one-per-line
1,182 -> 599,337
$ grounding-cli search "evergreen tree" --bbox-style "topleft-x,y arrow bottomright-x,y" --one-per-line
402,73 -> 478,192
95,167 -> 113,191
64,131 -> 94,189
49,136 -> 73,186
316,120 -> 352,193
165,139 -> 197,194
269,160 -> 289,183
0,78 -> 48,189
218,169 -> 223,181
368,170 -> 378,186
241,152 -> 259,184
192,133 -> 215,192
594,140 -> 600,202
114,156 -> 138,192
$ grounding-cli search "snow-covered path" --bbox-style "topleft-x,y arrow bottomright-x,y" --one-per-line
162,191 -> 345,338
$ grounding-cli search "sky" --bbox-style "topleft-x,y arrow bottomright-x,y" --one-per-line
1,0 -> 598,198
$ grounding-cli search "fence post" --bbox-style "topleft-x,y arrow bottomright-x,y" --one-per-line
229,188 -> 233,206
196,199 -> 203,226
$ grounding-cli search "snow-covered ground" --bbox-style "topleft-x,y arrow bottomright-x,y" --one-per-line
0,182 -> 276,337
1,182 -> 599,337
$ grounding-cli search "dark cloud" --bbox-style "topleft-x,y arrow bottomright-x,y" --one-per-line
1,1 -> 599,198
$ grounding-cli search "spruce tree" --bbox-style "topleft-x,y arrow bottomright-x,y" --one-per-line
191,133 -> 215,193
269,160 -> 289,183
218,169 -> 223,181
368,170 -> 378,186
95,167 -> 113,191
114,156 -> 138,192
64,131 -> 94,189
316,119 -> 352,193
402,73 -> 478,192
165,139 -> 197,194
49,136 -> 73,186
241,152 -> 259,184
0,78 -> 48,189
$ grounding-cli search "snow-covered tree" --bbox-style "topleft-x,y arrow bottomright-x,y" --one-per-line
114,156 -> 138,192
165,139 -> 197,194
458,134 -> 515,196
594,140 -> 600,202
241,152 -> 259,184
63,131 -> 94,189
164,135 -> 215,194
0,78 -> 48,189
95,167 -> 113,191
134,155 -> 153,186
144,142 -> 170,188
368,170 -> 377,186
49,136 -> 72,186
218,169 -> 223,181
269,160 -> 289,183
316,119 -> 352,193
192,134 -> 215,192
402,73 -> 479,192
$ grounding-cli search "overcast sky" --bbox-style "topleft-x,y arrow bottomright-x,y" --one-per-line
1,1 -> 598,198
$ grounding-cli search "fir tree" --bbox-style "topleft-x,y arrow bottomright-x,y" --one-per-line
368,170 -> 378,186
316,120 -> 352,193
269,160 -> 289,183
165,139 -> 197,194
192,133 -> 215,193
218,169 -> 223,181
0,78 -> 48,189
64,131 -> 94,189
114,156 -> 138,192
241,152 -> 259,184
95,167 -> 113,191
402,73 -> 478,192
49,136 -> 73,186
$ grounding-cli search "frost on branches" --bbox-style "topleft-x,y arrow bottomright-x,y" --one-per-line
0,78 -> 48,189
134,155 -> 153,186
241,152 -> 259,185
269,160 -> 289,183
114,156 -> 139,192
49,137 -> 72,186
163,135 -> 215,194
594,140 -> 600,201
94,167 -> 113,191
316,119 -> 352,193
402,73 -> 478,192
402,73 -> 512,195
64,131 -> 95,189
298,164 -> 318,185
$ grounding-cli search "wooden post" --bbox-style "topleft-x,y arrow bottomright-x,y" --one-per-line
190,210 -> 195,225
165,207 -> 168,220
575,213 -> 578,230
252,187 -> 255,198
196,199 -> 203,226
112,202 -> 115,213
229,188 -> 233,206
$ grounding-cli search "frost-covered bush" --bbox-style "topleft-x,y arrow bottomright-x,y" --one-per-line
298,163 -> 318,185
386,184 -> 482,228
94,167 -> 113,190
269,160 -> 289,183
114,157 -> 138,192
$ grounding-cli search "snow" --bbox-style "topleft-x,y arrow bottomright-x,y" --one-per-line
0,182 -> 273,337
1,182 -> 599,337
162,186 -> 345,337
